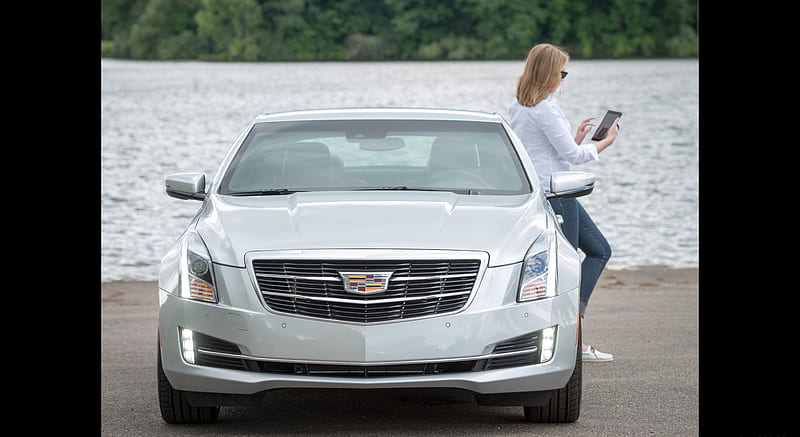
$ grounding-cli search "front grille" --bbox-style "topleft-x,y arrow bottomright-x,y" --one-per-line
252,259 -> 481,323
257,360 -> 482,378
192,330 -> 543,377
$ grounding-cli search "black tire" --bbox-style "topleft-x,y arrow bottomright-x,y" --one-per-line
157,340 -> 220,424
523,325 -> 582,423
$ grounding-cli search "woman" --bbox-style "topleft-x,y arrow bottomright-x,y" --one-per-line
509,43 -> 619,362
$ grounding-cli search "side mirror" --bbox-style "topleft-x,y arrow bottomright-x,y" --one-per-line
165,173 -> 206,200
546,171 -> 595,199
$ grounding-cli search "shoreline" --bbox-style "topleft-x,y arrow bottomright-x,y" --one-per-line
100,265 -> 698,286
598,265 -> 697,289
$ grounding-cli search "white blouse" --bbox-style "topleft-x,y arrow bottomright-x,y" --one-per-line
509,94 -> 599,191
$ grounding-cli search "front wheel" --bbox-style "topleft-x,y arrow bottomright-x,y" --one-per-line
523,328 -> 582,423
157,340 -> 220,424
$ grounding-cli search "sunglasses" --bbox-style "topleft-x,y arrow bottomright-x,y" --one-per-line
560,71 -> 568,79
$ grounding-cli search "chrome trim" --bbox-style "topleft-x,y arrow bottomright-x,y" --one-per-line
392,273 -> 476,281
197,345 -> 538,367
253,107 -> 504,124
252,272 -> 477,282
254,273 -> 340,282
244,249 -> 490,324
260,290 -> 472,305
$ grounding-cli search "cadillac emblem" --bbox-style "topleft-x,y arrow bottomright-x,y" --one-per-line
339,272 -> 393,295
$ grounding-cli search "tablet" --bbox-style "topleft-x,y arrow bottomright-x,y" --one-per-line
591,110 -> 622,141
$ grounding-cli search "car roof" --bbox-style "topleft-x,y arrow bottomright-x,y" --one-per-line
253,107 -> 503,123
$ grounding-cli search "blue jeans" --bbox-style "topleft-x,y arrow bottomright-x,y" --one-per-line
548,198 -> 612,316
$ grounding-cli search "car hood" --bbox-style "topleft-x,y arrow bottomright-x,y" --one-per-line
195,191 -> 548,268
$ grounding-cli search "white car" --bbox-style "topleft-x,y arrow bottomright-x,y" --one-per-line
158,108 -> 594,424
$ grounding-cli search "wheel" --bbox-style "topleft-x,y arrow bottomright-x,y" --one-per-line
157,339 -> 220,424
523,325 -> 582,423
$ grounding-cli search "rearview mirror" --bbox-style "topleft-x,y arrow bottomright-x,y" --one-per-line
546,171 -> 595,199
165,173 -> 206,200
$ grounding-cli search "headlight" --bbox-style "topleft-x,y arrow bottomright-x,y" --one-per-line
179,231 -> 218,303
518,229 -> 556,302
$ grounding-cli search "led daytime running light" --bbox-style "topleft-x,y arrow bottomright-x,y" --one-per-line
540,326 -> 557,363
180,328 -> 196,364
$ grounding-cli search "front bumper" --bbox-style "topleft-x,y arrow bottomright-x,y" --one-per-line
158,261 -> 579,399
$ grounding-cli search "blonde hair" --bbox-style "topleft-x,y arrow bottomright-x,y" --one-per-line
516,44 -> 569,107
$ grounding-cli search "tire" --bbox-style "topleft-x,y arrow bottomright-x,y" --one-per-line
523,325 -> 582,423
157,340 -> 220,424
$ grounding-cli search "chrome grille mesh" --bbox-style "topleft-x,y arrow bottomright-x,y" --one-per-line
252,259 -> 481,323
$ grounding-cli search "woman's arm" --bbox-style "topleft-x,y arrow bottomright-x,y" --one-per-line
539,106 -> 601,165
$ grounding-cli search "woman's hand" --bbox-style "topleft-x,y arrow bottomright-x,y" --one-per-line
605,118 -> 620,141
595,117 -> 621,153
575,117 -> 595,144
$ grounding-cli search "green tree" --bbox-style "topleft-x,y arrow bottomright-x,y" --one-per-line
384,0 -> 457,59
319,0 -> 393,59
102,0 -> 698,61
261,0 -> 314,60
195,0 -> 263,60
471,0 -> 547,59
101,0 -> 148,40
282,0 -> 347,60
653,0 -> 698,56
128,0 -> 201,59
102,0 -> 148,56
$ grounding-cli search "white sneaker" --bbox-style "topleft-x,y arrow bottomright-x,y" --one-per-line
582,345 -> 613,362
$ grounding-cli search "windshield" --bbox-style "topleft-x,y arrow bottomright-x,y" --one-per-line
219,119 -> 531,196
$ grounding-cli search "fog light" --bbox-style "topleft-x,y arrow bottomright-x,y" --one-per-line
540,326 -> 556,363
180,328 -> 196,364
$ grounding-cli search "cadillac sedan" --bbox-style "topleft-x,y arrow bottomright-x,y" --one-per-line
157,108 -> 594,424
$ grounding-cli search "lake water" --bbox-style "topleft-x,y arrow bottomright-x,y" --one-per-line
101,58 -> 698,282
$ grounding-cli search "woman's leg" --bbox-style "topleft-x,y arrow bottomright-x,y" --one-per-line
550,198 -> 613,360
548,198 -> 579,246
575,201 -> 612,315
576,202 -> 613,360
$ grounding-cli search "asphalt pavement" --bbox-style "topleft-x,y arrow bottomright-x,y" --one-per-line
100,267 -> 699,436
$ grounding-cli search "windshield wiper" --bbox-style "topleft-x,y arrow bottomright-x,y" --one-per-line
229,187 -> 479,196
354,186 -> 477,194
229,188 -> 305,196
355,186 -> 415,191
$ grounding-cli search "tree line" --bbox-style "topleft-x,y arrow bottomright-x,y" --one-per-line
101,0 -> 698,62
